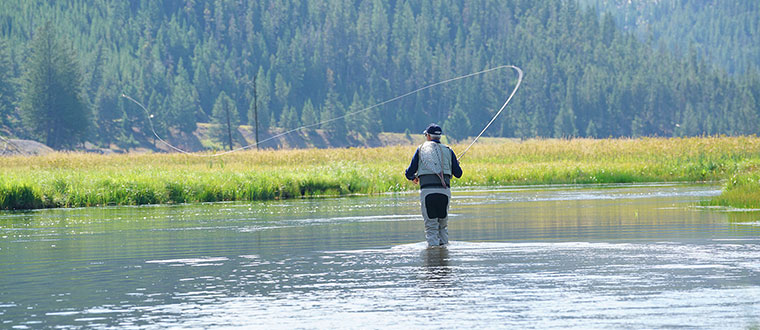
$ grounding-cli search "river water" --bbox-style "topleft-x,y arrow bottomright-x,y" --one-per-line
1,184 -> 759,329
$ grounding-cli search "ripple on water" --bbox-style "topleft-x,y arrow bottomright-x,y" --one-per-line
97,240 -> 760,329
145,257 -> 229,267
1,184 -> 758,328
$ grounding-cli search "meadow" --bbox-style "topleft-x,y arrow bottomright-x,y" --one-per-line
1,136 -> 759,210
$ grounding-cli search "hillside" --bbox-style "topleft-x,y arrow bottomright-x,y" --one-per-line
581,0 -> 760,74
1,124 -> 474,155
0,0 -> 758,152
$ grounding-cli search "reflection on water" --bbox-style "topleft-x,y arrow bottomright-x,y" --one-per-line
420,247 -> 452,287
1,183 -> 759,328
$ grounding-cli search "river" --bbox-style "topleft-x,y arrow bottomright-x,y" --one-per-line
1,183 -> 759,329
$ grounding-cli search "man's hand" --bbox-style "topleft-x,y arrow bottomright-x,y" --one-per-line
412,177 -> 419,185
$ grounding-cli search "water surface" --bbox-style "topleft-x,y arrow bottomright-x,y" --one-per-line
1,184 -> 759,329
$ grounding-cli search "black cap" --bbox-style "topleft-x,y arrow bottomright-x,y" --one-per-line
423,123 -> 443,135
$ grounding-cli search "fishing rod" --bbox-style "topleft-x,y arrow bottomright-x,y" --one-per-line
122,64 -> 523,157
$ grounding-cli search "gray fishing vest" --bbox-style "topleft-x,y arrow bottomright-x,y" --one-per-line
417,141 -> 453,176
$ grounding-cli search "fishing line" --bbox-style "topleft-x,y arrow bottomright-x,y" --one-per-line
458,65 -> 523,160
121,64 -> 523,158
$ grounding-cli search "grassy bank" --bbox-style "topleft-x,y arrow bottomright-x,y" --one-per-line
706,171 -> 760,209
2,137 -> 759,210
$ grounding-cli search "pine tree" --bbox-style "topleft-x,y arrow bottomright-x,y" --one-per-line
192,44 -> 213,117
321,94 -> 347,138
554,105 -> 578,138
363,95 -> 383,139
274,73 -> 290,111
19,22 -> 90,149
585,120 -> 598,138
346,92 -> 366,137
680,103 -> 700,136
115,111 -> 139,150
736,88 -> 758,135
0,38 -> 15,128
631,115 -> 645,137
92,81 -> 123,146
443,103 -> 471,142
210,91 -> 237,150
300,99 -> 318,128
555,77 -> 579,138
279,105 -> 299,129
320,69 -> 347,138
170,58 -> 200,134
248,67 -> 270,130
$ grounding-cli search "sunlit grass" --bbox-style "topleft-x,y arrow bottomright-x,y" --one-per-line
1,136 -> 759,210
706,170 -> 760,209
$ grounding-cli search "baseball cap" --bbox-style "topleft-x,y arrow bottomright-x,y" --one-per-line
423,123 -> 443,135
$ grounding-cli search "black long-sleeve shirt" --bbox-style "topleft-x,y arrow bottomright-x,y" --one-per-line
405,140 -> 463,181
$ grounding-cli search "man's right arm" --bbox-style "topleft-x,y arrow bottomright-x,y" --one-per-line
405,149 -> 420,180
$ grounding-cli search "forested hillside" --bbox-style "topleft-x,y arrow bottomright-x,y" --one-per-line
0,0 -> 758,150
583,0 -> 760,74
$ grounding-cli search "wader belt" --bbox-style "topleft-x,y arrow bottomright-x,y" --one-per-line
419,174 -> 452,189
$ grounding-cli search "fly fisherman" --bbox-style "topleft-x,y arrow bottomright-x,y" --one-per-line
405,124 -> 463,247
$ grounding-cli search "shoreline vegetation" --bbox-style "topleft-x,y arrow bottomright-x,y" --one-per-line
2,137 -> 759,211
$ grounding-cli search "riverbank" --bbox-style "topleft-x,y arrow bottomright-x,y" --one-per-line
2,137 -> 759,210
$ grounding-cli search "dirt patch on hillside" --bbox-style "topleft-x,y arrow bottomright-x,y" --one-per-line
0,138 -> 54,156
0,125 -> 460,155
194,124 -> 423,151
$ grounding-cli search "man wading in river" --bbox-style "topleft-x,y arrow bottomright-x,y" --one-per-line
405,124 -> 463,247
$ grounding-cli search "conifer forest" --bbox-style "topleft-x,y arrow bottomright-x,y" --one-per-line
0,0 -> 758,150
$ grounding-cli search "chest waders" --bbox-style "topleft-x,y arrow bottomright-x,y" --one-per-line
417,141 -> 453,246
419,142 -> 448,188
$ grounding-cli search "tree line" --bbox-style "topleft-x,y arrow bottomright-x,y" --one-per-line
582,0 -> 760,75
0,0 -> 758,150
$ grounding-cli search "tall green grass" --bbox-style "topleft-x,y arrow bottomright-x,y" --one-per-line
1,137 -> 759,210
705,169 -> 760,209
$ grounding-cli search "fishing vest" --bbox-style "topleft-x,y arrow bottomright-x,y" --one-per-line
417,141 -> 453,176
